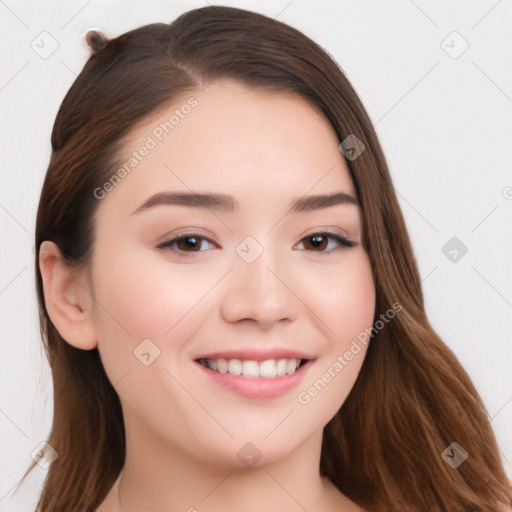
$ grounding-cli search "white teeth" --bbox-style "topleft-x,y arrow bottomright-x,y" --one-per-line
286,359 -> 298,375
242,361 -> 259,378
216,359 -> 228,374
228,359 -> 242,375
259,359 -> 276,377
276,359 -> 287,377
201,357 -> 303,378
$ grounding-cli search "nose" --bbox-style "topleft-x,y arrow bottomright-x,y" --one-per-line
220,248 -> 300,330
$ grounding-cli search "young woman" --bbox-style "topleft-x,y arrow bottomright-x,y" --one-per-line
27,5 -> 511,511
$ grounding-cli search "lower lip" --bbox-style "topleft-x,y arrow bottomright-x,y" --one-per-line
195,360 -> 314,399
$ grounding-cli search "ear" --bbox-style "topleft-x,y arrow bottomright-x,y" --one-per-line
38,241 -> 98,350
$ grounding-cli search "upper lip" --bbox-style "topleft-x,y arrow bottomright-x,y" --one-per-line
195,348 -> 315,362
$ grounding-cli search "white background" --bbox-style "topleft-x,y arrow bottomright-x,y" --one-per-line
1,1 -> 511,510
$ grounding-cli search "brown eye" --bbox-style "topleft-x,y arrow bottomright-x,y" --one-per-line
157,235 -> 215,253
297,232 -> 354,252
176,236 -> 202,252
303,234 -> 328,251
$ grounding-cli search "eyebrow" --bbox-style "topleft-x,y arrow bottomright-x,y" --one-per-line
130,191 -> 359,216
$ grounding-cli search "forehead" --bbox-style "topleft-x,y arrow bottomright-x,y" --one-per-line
98,80 -> 356,214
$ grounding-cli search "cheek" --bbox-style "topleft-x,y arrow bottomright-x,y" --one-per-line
293,252 -> 375,422
304,251 -> 376,344
88,244 -> 228,379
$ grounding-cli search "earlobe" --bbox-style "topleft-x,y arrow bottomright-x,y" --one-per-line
38,241 -> 98,350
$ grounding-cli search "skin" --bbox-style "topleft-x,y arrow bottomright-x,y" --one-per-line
39,80 -> 375,512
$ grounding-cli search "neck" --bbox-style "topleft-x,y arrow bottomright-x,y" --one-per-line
107,419 -> 341,511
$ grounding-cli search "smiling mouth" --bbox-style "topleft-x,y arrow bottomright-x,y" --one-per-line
196,357 -> 309,378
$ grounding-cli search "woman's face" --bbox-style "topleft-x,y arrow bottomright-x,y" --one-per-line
86,80 -> 375,467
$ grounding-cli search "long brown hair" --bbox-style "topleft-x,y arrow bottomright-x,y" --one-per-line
26,6 -> 511,511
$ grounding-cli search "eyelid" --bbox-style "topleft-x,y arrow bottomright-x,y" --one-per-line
301,225 -> 353,241
157,226 -> 354,244
156,226 -> 358,256
156,228 -> 216,246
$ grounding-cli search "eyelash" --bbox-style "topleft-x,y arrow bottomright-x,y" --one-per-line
156,230 -> 355,255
